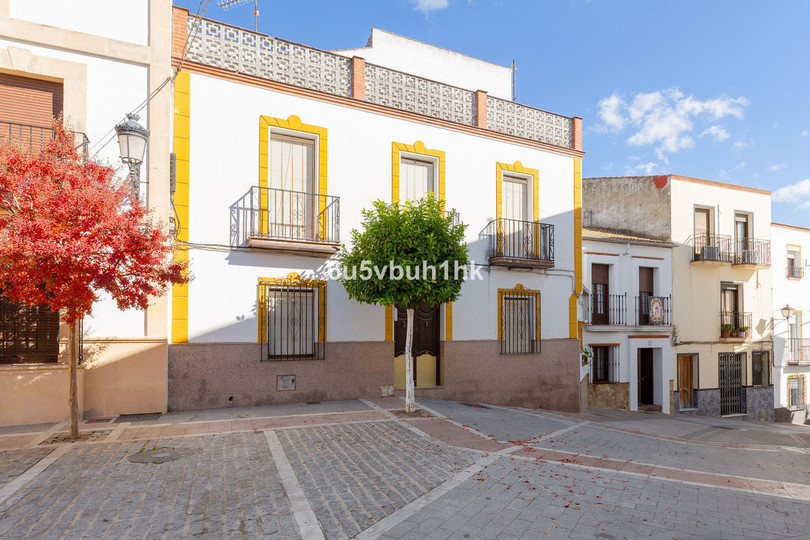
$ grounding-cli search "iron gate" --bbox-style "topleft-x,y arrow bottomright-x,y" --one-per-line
719,353 -> 744,415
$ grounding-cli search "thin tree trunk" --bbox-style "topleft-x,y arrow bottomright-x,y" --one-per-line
405,307 -> 416,413
68,323 -> 79,439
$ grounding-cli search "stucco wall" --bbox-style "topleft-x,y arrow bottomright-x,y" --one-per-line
0,365 -> 84,425
582,176 -> 672,240
168,339 -> 582,412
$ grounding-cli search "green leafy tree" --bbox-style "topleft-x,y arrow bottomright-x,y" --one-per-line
338,195 -> 468,412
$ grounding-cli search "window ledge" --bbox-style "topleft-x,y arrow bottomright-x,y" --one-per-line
247,237 -> 340,256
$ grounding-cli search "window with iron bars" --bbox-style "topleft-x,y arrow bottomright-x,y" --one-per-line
0,296 -> 60,364
258,274 -> 326,361
591,345 -> 619,383
498,284 -> 541,354
788,375 -> 805,411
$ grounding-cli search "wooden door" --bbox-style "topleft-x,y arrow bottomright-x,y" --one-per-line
591,264 -> 610,325
678,355 -> 694,409
638,348 -> 654,405
400,157 -> 435,202
394,304 -> 440,387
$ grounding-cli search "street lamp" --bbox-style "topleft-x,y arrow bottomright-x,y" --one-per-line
115,113 -> 150,195
781,304 -> 794,320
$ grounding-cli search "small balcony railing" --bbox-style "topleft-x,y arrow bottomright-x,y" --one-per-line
787,266 -> 804,279
733,238 -> 770,267
588,293 -> 627,325
231,186 -> 340,249
786,338 -> 810,365
0,120 -> 89,159
719,311 -> 752,338
635,295 -> 672,325
442,210 -> 461,227
692,234 -> 733,264
486,218 -> 554,268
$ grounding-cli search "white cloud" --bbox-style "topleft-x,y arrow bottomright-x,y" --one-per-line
625,161 -> 661,175
802,130 -> 809,137
773,179 -> 810,204
701,125 -> 730,142
732,141 -> 748,150
768,163 -> 787,171
593,88 -> 748,158
409,0 -> 449,13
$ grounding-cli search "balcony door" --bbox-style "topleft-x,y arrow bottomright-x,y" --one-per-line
591,264 -> 610,325
721,284 -> 739,326
502,174 -> 532,258
694,207 -> 711,257
400,157 -> 435,202
269,133 -> 316,240
638,267 -> 654,325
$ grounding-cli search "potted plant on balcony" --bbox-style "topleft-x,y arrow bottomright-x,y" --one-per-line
721,324 -> 734,338
581,347 -> 592,365
736,326 -> 749,338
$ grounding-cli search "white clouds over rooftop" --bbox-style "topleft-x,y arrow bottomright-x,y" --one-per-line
409,0 -> 449,13
595,88 -> 748,159
773,179 -> 810,204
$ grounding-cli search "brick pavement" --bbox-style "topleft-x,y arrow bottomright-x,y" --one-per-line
1,400 -> 810,539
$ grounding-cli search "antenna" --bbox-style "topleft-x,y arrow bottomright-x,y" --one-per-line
511,59 -> 516,102
218,0 -> 259,32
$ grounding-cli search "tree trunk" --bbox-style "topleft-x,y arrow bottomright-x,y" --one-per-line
404,307 -> 416,413
68,323 -> 79,439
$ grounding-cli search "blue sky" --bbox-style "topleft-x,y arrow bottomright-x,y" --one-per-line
174,0 -> 810,226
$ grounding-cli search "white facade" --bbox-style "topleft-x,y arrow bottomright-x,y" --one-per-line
581,231 -> 675,413
771,223 -> 810,422
334,28 -> 513,100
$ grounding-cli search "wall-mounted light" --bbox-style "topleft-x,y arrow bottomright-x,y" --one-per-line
115,113 -> 150,195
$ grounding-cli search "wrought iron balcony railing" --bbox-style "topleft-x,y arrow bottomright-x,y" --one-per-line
635,295 -> 672,325
719,311 -> 752,338
691,233 -> 733,263
485,218 -> 554,268
733,238 -> 770,267
588,293 -> 627,325
787,265 -> 804,279
230,186 -> 340,248
0,120 -> 89,159
786,338 -> 810,365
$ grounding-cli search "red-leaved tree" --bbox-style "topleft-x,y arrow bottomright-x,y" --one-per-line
0,121 -> 186,438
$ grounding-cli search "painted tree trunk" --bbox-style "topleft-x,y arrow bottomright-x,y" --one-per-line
68,323 -> 79,439
405,307 -> 416,413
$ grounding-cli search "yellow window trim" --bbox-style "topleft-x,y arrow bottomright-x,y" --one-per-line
257,272 -> 327,343
259,114 -> 328,238
570,158 -> 583,338
387,140 -> 449,342
171,70 -> 191,344
787,243 -> 802,278
495,161 -> 539,222
497,283 -> 541,341
788,374 -> 806,406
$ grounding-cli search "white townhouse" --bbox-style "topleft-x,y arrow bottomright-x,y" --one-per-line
771,222 -> 810,423
581,228 -> 675,413
167,8 -> 586,411
0,0 -> 173,426
584,175 -> 774,420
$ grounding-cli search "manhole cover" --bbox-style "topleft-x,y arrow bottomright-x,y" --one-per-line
128,447 -> 196,464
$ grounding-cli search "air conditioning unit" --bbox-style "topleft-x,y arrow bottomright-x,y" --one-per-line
740,249 -> 758,265
701,245 -> 720,261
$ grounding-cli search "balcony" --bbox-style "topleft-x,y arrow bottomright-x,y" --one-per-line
732,238 -> 770,268
231,186 -> 340,256
691,234 -> 733,265
485,218 -> 554,269
0,120 -> 89,159
786,339 -> 810,365
719,311 -> 752,341
787,266 -> 804,279
635,295 -> 672,326
588,293 -> 627,325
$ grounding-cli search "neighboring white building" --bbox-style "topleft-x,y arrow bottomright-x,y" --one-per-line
0,0 -> 173,425
584,175 -> 774,420
167,8 -> 586,411
771,222 -> 810,423
581,228 -> 675,413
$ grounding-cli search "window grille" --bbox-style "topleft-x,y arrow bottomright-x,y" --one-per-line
258,275 -> 326,361
498,284 -> 540,354
591,346 -> 619,383
788,375 -> 805,411
0,297 -> 60,364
